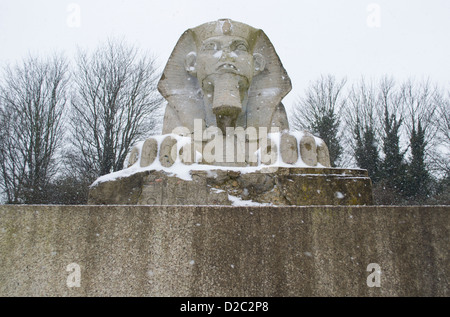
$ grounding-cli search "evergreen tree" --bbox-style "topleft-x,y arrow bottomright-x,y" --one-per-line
310,107 -> 343,167
405,121 -> 430,200
346,78 -> 381,182
380,105 -> 407,195
354,121 -> 380,182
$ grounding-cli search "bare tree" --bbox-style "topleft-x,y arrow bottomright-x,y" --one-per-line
401,79 -> 440,153
0,54 -> 69,203
68,39 -> 163,180
436,92 -> 450,146
429,90 -> 450,177
291,75 -> 346,166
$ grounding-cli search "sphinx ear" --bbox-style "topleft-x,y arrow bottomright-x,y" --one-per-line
185,52 -> 197,76
253,53 -> 265,76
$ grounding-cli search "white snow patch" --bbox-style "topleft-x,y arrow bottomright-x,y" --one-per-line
335,192 -> 345,199
210,188 -> 225,194
228,194 -> 272,206
314,136 -> 324,146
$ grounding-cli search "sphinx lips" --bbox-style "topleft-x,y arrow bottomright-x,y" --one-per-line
217,63 -> 238,71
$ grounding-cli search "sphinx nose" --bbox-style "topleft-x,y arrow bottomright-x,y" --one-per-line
219,48 -> 235,62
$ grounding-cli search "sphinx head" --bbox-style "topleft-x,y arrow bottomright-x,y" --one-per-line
158,19 -> 291,134
184,19 -> 265,132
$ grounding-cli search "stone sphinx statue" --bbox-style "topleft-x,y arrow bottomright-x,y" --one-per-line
88,19 -> 373,206
151,18 -> 330,168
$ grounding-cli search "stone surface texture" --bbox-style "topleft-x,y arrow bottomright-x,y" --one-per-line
88,167 -> 373,206
0,205 -> 448,297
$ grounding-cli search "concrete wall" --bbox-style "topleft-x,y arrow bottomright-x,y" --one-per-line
0,205 -> 448,297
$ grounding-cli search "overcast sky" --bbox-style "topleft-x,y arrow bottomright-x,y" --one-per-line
0,0 -> 449,110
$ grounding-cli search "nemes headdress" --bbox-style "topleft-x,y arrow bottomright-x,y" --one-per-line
191,19 -> 258,48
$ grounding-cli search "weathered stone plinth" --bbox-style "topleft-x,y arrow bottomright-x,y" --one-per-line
88,167 -> 373,206
0,205 -> 448,296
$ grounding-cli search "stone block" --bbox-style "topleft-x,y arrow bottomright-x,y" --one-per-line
140,138 -> 158,167
159,136 -> 177,168
88,167 -> 373,206
299,133 -> 318,166
280,133 -> 299,164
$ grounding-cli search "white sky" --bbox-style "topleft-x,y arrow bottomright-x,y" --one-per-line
0,0 -> 449,111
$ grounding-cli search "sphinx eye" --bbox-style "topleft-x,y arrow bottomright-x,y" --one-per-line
235,43 -> 248,52
203,42 -> 218,51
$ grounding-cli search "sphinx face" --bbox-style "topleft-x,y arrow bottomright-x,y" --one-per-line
187,35 -> 265,132
195,35 -> 255,85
